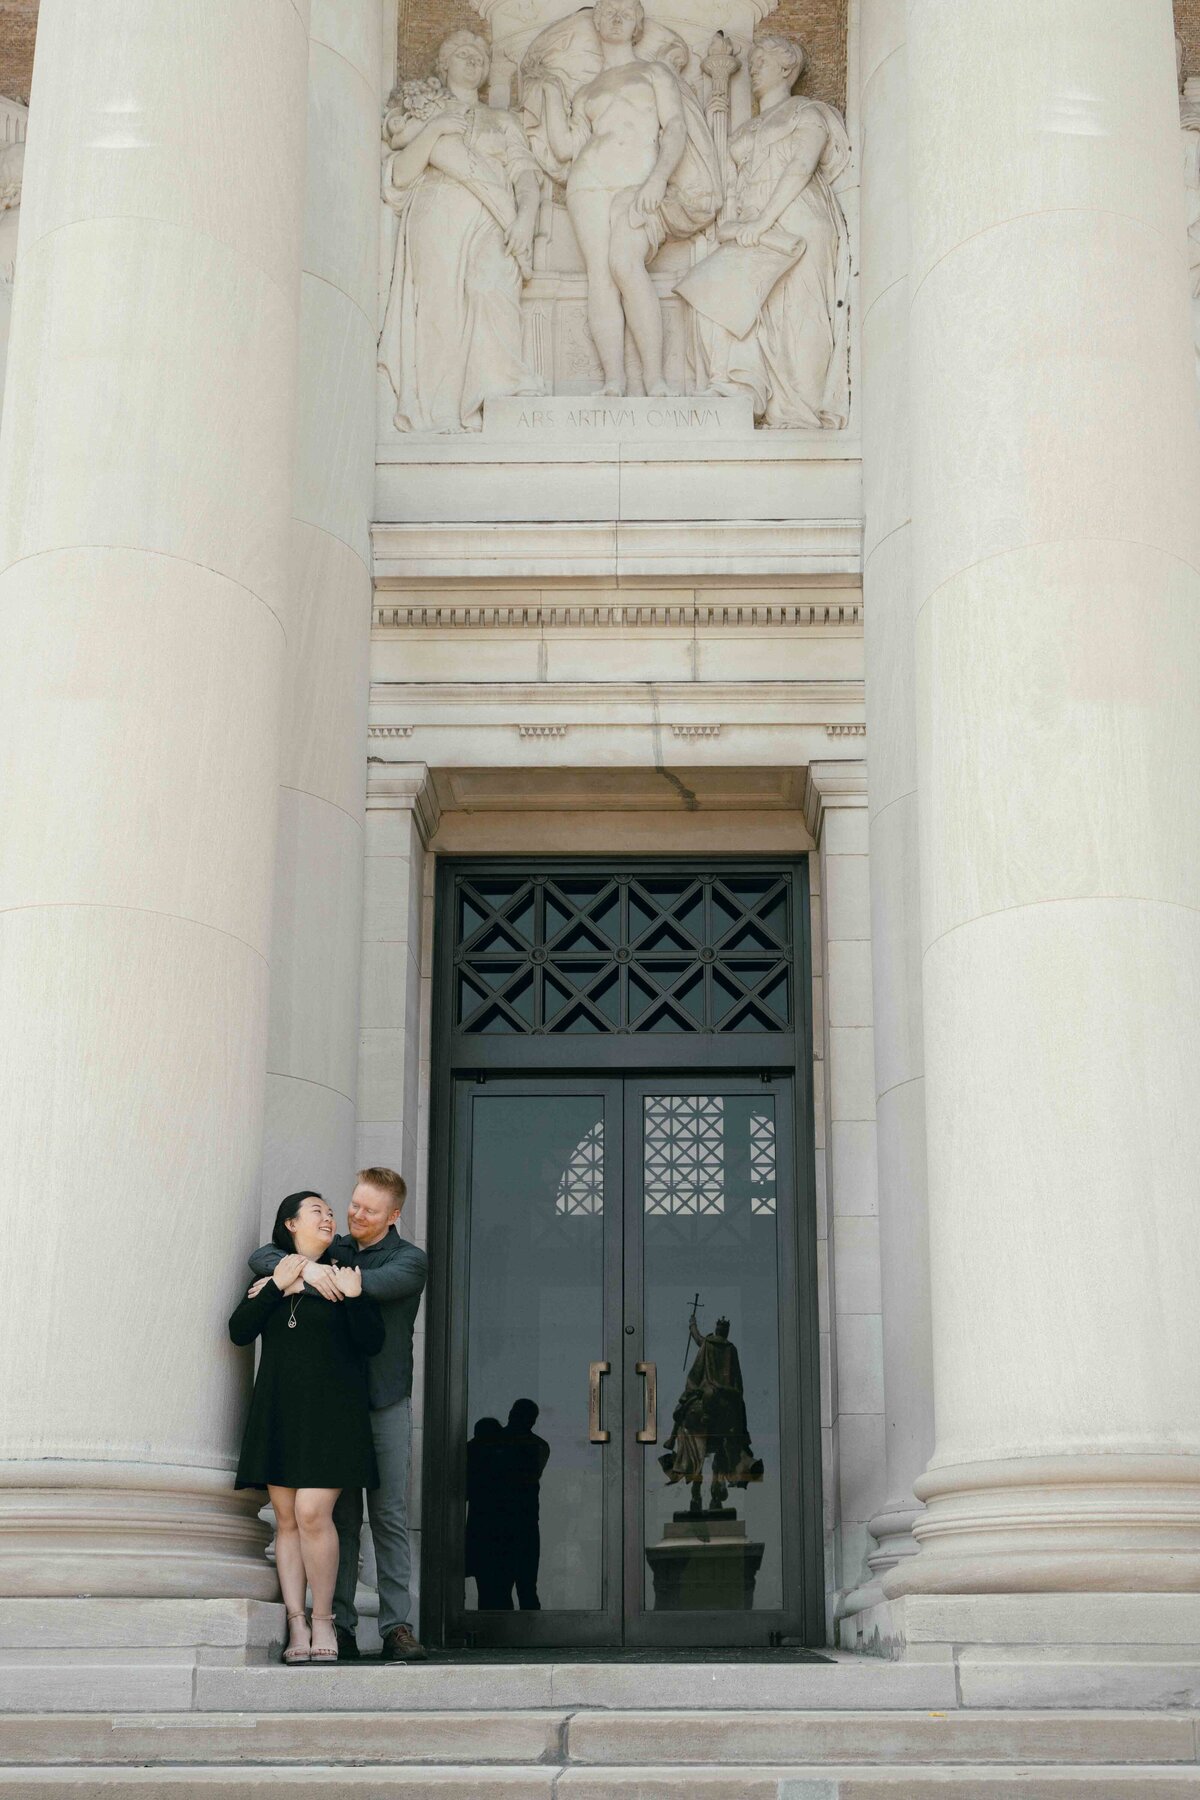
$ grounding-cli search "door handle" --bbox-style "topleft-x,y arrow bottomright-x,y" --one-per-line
636,1360 -> 657,1443
589,1360 -> 611,1444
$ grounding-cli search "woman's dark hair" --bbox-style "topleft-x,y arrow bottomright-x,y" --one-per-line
272,1190 -> 323,1253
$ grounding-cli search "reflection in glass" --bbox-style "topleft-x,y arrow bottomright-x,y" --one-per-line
660,1308 -> 764,1512
465,1094 -> 605,1613
642,1094 -> 783,1611
466,1400 -> 552,1609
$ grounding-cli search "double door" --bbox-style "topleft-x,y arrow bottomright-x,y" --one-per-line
438,1074 -> 819,1648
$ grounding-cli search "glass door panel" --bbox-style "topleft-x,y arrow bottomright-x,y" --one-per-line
457,1082 -> 622,1646
625,1080 -> 797,1646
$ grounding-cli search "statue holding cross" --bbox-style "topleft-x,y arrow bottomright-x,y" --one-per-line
659,1296 -> 763,1513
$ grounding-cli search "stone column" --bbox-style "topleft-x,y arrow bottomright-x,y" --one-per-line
0,0 -> 308,1595
804,763 -> 886,1615
890,0 -> 1200,1598
261,0 -> 381,1219
857,0 -> 934,1600
357,760 -> 439,1606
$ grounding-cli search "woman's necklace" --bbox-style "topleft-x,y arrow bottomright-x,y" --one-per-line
288,1295 -> 302,1330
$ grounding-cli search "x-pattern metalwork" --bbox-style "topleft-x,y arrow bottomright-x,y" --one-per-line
453,868 -> 793,1035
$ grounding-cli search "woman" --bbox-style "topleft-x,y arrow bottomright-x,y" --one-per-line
378,31 -> 544,433
229,1192 -> 383,1665
538,0 -> 720,396
680,34 -> 850,429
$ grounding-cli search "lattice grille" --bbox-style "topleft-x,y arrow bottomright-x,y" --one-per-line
452,868 -> 792,1035
643,1095 -> 726,1215
750,1109 -> 777,1215
556,1119 -> 605,1215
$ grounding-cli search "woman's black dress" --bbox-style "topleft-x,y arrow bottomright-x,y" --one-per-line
228,1257 -> 384,1491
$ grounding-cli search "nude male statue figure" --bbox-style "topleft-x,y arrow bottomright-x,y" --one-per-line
541,0 -> 688,396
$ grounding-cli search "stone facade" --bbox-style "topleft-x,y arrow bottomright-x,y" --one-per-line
2,0 -> 1200,1708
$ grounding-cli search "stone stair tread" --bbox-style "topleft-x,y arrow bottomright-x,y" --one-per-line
0,1708 -> 1195,1768
3,1763 -> 1200,1797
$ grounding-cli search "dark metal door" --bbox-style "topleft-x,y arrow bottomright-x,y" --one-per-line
448,1076 -> 624,1649
424,858 -> 822,1651
622,1075 -> 805,1648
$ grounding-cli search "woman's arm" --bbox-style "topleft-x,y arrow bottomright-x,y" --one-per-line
387,113 -> 469,191
228,1281 -> 284,1347
228,1253 -> 306,1345
732,114 -> 827,246
541,80 -> 587,165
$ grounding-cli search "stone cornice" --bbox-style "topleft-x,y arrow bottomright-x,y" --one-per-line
373,597 -> 862,630
363,758 -> 441,845
803,758 -> 868,841
371,519 -> 862,583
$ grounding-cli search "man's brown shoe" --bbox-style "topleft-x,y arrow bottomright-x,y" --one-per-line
381,1624 -> 428,1662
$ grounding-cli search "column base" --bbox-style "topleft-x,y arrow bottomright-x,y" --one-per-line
0,1463 -> 277,1599
884,1455 -> 1200,1598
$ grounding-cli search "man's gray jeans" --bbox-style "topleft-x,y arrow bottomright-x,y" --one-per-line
333,1397 -> 412,1638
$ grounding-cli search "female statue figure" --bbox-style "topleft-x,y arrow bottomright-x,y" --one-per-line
533,0 -> 721,396
378,32 -> 544,433
676,34 -> 850,429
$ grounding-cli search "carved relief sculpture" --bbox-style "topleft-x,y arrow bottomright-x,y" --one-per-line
522,0 -> 722,395
676,34 -> 850,428
378,31 -> 545,432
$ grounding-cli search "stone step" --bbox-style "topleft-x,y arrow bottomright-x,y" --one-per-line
0,1657 -> 960,1715
2,1765 -> 1200,1797
0,1709 -> 1194,1769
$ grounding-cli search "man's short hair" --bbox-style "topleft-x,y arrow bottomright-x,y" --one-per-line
356,1166 -> 407,1212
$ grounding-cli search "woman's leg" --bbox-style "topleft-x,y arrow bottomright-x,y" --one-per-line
294,1487 -> 342,1658
609,202 -> 666,395
267,1486 -> 310,1660
567,189 -> 628,394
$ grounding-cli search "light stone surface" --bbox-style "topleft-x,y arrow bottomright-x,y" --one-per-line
260,0 -> 380,1221
891,0 -> 1200,1601
852,0 -> 932,1613
0,0 -> 308,1596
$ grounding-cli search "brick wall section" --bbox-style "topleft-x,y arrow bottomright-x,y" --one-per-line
398,0 -> 847,109
0,1 -> 37,106
3,6 -> 1199,121
1180,0 -> 1200,79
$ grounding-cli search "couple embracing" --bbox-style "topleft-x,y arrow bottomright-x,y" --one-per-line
227,1168 -> 428,1666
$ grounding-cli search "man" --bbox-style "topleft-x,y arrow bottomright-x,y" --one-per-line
249,1167 -> 428,1662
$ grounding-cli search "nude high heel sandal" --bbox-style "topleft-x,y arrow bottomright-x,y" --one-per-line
281,1612 -> 311,1665
309,1613 -> 339,1663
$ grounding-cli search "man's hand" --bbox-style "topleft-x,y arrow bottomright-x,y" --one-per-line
734,215 -> 768,248
630,172 -> 668,225
302,1260 -> 344,1302
271,1253 -> 306,1292
332,1264 -> 363,1298
246,1277 -> 272,1299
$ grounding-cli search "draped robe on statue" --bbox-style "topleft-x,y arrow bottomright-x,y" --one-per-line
379,104 -> 543,433
680,96 -> 850,429
661,1322 -> 763,1490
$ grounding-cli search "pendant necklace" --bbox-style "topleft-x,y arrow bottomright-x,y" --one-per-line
288,1295 -> 302,1330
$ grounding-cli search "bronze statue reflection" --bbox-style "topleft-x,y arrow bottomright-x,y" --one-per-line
660,1301 -> 763,1512
465,1399 -> 551,1610
648,1301 -> 766,1610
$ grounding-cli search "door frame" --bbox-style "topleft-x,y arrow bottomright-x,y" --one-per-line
421,855 -> 824,1649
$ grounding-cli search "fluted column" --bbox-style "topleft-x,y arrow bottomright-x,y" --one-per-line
890,0 -> 1200,1597
261,0 -> 380,1219
857,0 -> 933,1599
0,0 -> 309,1595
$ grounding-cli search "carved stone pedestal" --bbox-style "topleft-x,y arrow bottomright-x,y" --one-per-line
645,1508 -> 765,1610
